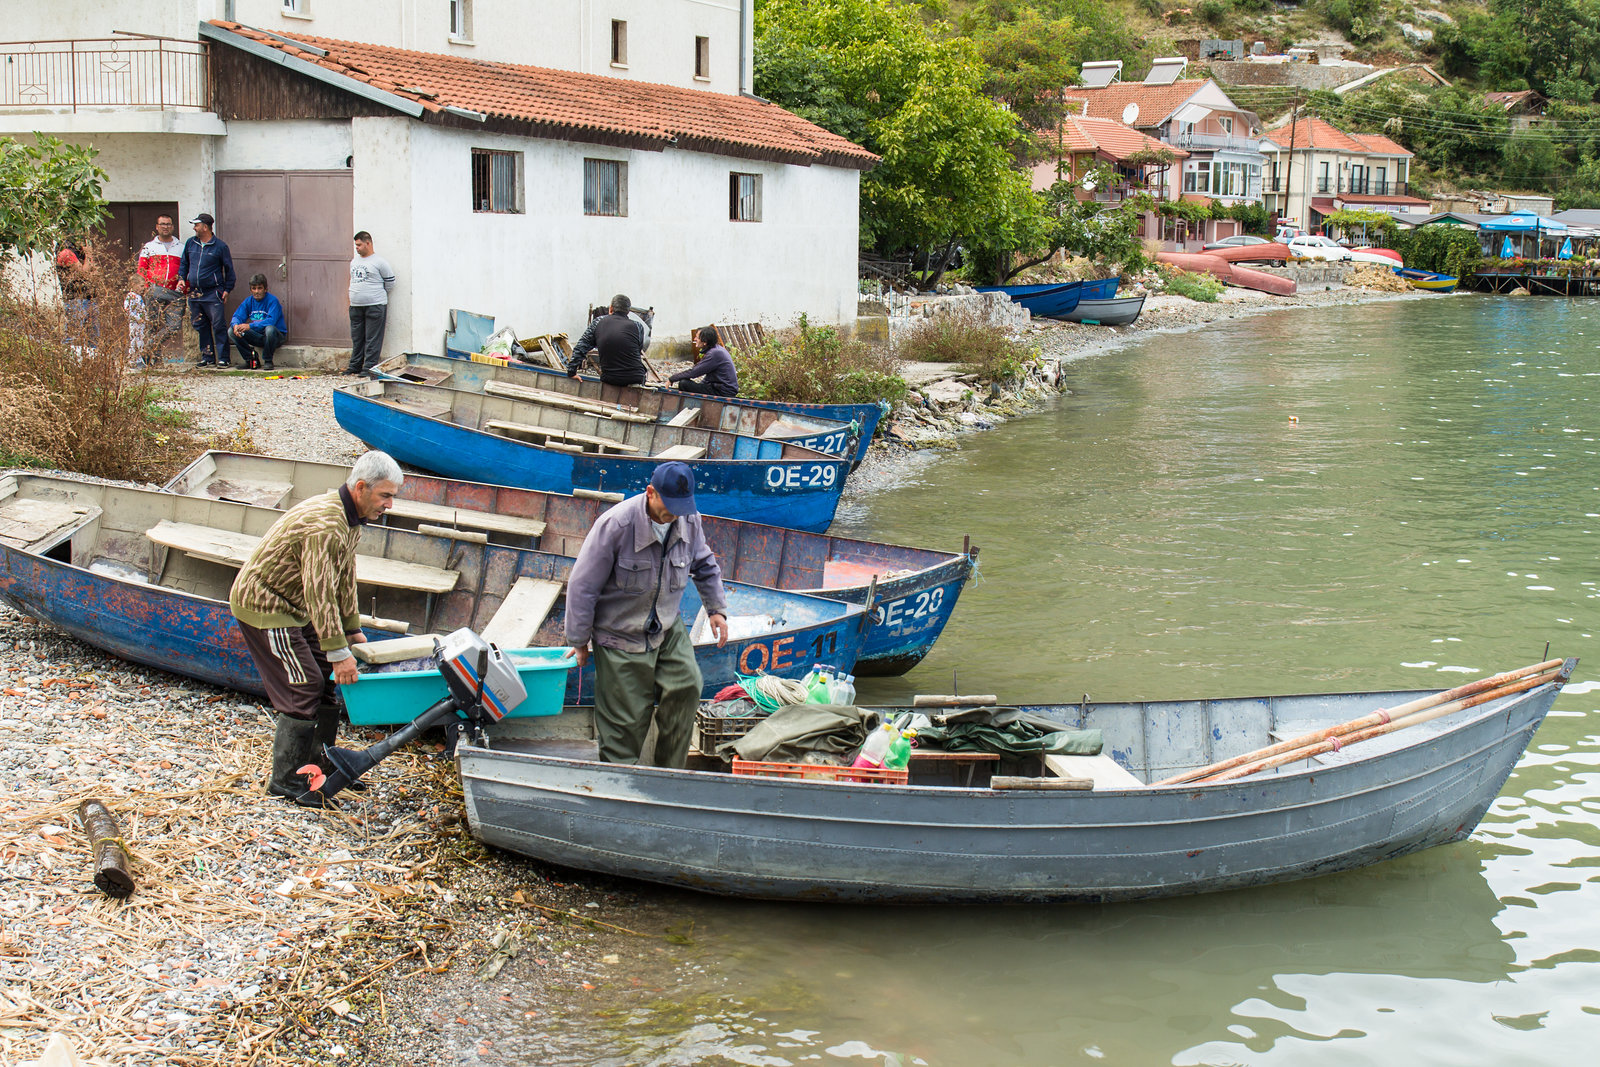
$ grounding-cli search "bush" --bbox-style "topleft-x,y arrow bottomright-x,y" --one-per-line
899,310 -> 1034,382
0,247 -> 219,480
1158,265 -> 1224,302
1395,226 -> 1482,279
734,316 -> 907,407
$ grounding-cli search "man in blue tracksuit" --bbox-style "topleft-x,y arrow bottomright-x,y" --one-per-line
178,212 -> 236,367
229,273 -> 288,370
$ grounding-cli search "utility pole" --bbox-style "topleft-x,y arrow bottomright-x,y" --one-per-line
1282,94 -> 1301,229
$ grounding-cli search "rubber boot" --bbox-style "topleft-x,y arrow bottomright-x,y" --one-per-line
268,714 -> 341,809
315,702 -> 367,791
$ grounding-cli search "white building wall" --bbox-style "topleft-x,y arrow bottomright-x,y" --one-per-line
214,119 -> 352,170
359,119 -> 858,357
229,0 -> 746,93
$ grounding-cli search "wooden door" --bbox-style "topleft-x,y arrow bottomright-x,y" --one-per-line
100,201 -> 181,264
216,170 -> 353,346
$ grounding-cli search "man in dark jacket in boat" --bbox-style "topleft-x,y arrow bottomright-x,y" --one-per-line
566,294 -> 651,386
229,451 -> 402,807
668,326 -> 739,397
565,461 -> 730,766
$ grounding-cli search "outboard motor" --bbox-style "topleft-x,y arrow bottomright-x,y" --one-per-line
298,628 -> 527,804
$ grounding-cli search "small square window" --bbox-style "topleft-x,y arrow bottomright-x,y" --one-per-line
472,148 -> 522,213
611,20 -> 628,66
282,0 -> 309,15
585,158 -> 627,217
729,172 -> 761,222
449,0 -> 472,39
695,36 -> 711,80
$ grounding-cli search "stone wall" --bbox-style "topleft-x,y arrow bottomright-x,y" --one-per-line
884,289 -> 1031,346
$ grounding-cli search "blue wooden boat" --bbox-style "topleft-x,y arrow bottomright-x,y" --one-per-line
976,281 -> 1083,318
1393,267 -> 1459,293
0,472 -> 868,706
1059,294 -> 1146,326
332,379 -> 850,533
377,352 -> 862,464
438,352 -> 886,468
461,661 -> 1571,902
165,452 -> 978,676
1079,277 -> 1120,300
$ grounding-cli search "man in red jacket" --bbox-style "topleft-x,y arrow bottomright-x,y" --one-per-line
137,213 -> 185,360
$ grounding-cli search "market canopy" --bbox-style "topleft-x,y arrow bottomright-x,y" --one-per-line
1478,211 -> 1568,233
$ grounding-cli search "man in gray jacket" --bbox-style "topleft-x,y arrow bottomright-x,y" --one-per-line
565,462 -> 730,766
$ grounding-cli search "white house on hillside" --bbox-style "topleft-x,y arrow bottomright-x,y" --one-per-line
0,1 -> 871,357
1259,116 -> 1428,233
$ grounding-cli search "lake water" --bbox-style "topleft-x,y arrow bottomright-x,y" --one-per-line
488,296 -> 1600,1065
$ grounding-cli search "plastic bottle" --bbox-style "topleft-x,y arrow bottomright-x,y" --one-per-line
829,673 -> 856,706
852,723 -> 896,769
884,728 -> 917,770
807,664 -> 837,703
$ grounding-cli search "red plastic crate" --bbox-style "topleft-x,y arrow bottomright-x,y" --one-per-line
731,759 -> 908,785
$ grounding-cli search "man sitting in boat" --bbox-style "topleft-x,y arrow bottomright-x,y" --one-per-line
668,326 -> 740,397
229,451 -> 402,808
566,293 -> 650,386
564,461 -> 730,766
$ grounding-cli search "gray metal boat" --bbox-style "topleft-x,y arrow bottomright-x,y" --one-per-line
460,663 -> 1571,903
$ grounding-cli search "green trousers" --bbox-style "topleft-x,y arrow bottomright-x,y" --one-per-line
592,620 -> 703,767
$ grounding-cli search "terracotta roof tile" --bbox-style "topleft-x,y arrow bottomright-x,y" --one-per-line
1063,115 -> 1188,160
1264,118 -> 1412,159
207,21 -> 877,170
1061,79 -> 1212,128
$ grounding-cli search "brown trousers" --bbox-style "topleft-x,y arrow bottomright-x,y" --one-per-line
237,619 -> 337,721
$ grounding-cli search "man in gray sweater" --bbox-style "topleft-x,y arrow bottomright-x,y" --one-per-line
346,230 -> 396,375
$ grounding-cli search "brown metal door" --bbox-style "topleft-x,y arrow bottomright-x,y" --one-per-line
286,172 -> 354,347
216,170 -> 353,346
216,173 -> 287,330
101,201 -> 181,262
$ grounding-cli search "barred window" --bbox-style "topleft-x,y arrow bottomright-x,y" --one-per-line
729,172 -> 761,222
471,149 -> 521,213
584,158 -> 627,217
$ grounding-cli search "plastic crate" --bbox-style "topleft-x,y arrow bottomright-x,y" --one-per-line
731,759 -> 908,785
695,706 -> 770,750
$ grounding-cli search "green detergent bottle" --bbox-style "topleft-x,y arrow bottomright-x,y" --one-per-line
884,728 -> 917,770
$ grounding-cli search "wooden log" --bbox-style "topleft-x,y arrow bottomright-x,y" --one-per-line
990,776 -> 1092,791
573,488 -> 624,503
912,694 -> 998,707
360,613 -> 410,634
416,523 -> 489,543
77,799 -> 134,898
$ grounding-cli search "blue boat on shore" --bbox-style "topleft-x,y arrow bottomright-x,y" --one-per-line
0,473 -> 868,703
1079,277 -> 1120,300
333,379 -> 850,533
165,452 -> 979,676
378,352 -> 862,464
975,281 -> 1083,319
438,351 -> 886,467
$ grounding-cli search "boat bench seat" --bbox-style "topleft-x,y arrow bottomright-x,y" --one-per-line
0,497 -> 103,553
484,380 -> 653,422
145,521 -> 460,593
484,420 -> 641,453
187,477 -> 295,508
386,498 -> 546,539
665,407 -> 701,428
480,577 -> 564,649
653,444 -> 707,461
1043,753 -> 1145,789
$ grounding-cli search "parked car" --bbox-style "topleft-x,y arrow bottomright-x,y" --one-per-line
1275,223 -> 1305,241
1204,235 -> 1273,251
1286,235 -> 1354,262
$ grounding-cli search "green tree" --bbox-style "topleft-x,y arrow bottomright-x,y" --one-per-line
756,0 -> 1043,284
0,134 -> 107,261
963,9 -> 1086,136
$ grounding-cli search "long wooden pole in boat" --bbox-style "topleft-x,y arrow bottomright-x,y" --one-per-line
1198,666 -> 1564,784
1154,659 -> 1563,787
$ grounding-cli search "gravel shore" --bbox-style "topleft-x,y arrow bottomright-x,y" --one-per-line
3,281 -> 1429,1064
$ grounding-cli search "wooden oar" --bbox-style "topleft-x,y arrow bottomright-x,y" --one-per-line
1154,659 -> 1563,787
1198,665 -> 1564,783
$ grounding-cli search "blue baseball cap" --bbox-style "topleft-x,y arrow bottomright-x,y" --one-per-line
649,461 -> 698,515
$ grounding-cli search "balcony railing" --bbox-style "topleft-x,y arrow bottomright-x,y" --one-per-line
1173,131 -> 1263,154
1313,177 -> 1410,197
0,37 -> 208,111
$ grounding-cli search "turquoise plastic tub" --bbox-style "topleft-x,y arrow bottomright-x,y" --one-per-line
341,647 -> 574,725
